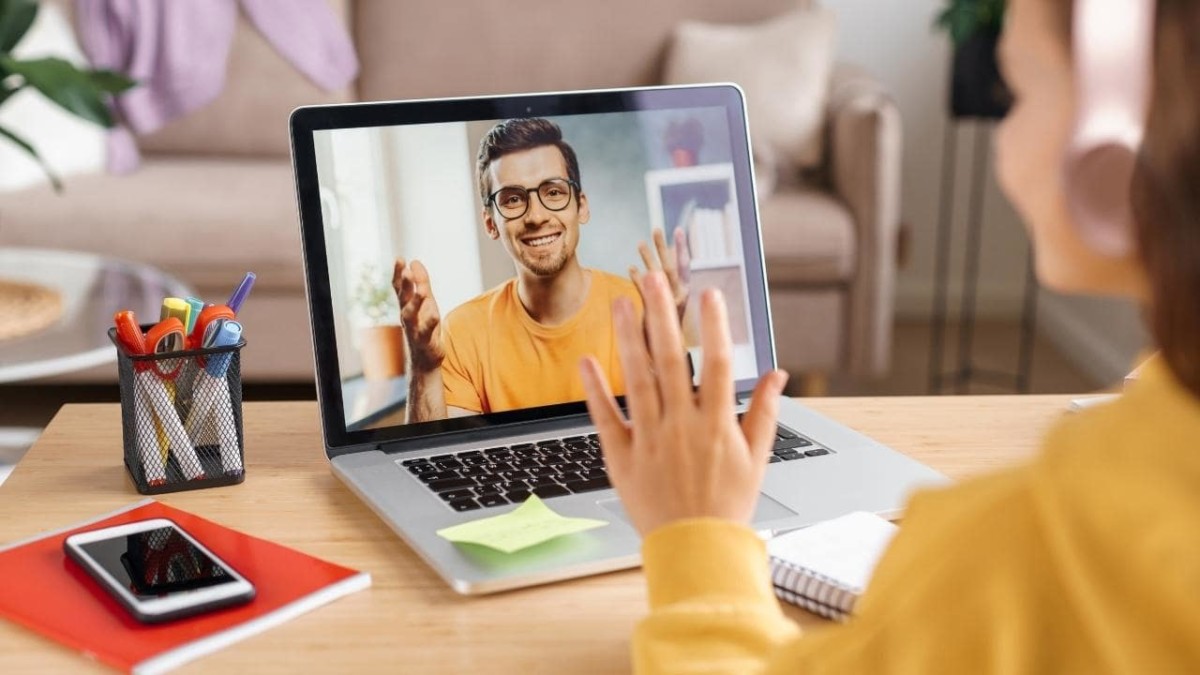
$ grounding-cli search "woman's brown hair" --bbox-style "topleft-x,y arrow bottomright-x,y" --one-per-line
1054,0 -> 1200,396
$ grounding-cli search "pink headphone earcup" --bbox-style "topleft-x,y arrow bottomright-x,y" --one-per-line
1065,0 -> 1155,258
1064,143 -> 1138,257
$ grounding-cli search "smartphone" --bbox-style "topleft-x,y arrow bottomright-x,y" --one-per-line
63,518 -> 256,623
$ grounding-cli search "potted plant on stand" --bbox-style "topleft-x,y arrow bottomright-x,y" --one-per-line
936,0 -> 1010,119
353,264 -> 406,381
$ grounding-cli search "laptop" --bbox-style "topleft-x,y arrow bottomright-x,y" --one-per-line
289,84 -> 947,594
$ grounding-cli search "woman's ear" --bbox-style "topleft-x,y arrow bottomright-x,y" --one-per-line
1064,145 -> 1138,257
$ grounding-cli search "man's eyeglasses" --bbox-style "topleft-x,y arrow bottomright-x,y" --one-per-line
487,178 -> 578,219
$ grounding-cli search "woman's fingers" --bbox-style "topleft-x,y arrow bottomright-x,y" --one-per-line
579,356 -> 631,465
613,296 -> 661,425
697,289 -> 734,420
741,370 -> 789,462
641,272 -> 693,408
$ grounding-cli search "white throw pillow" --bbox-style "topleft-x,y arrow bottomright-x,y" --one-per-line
0,2 -> 106,192
663,6 -> 837,176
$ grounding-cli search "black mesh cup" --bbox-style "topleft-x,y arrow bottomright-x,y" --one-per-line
109,327 -> 246,494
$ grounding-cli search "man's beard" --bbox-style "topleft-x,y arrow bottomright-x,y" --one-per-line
522,247 -> 570,276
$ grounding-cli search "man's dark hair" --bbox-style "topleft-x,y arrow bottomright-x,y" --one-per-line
476,118 -> 582,206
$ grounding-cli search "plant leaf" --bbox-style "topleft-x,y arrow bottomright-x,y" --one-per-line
0,82 -> 22,107
87,68 -> 137,94
0,0 -> 38,53
0,123 -> 62,192
0,56 -> 115,127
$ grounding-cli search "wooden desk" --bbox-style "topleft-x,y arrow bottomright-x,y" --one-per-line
0,397 -> 1071,673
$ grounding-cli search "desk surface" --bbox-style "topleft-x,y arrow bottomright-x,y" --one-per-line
0,397 -> 1072,673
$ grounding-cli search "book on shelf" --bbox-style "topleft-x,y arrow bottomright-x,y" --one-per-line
766,511 -> 897,622
0,499 -> 370,674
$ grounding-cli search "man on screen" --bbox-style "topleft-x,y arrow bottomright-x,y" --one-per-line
393,117 -> 690,423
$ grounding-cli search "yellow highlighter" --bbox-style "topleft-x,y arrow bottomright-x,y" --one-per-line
160,298 -> 192,333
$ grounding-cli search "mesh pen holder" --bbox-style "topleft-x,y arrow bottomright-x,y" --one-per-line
109,327 -> 247,494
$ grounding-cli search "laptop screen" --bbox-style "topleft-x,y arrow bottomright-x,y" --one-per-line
293,86 -> 776,449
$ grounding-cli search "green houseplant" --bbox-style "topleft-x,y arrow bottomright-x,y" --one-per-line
0,0 -> 135,190
352,263 -> 406,380
934,0 -> 1011,119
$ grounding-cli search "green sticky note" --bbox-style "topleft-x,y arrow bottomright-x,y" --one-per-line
436,495 -> 609,554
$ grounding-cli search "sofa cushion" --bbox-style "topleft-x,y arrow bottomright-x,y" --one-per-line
0,157 -> 304,293
759,187 -> 855,284
662,6 -> 836,172
353,0 -> 799,100
137,0 -> 354,159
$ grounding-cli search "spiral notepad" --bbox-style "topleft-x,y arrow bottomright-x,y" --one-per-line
766,511 -> 898,622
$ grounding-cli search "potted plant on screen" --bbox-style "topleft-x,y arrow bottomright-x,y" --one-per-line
353,264 -> 406,381
0,0 -> 135,191
935,0 -> 1011,119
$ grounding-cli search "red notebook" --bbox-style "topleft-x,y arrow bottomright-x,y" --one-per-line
0,499 -> 370,673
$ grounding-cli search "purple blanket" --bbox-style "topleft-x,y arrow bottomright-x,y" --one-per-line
75,0 -> 359,173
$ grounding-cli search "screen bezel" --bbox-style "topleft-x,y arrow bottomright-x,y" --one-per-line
290,85 -> 777,454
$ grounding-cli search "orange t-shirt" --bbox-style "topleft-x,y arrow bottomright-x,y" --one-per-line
440,270 -> 642,414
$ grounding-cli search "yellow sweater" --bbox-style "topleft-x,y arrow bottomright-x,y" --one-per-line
637,357 -> 1200,673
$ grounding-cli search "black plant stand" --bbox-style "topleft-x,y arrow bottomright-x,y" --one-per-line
927,120 -> 1039,394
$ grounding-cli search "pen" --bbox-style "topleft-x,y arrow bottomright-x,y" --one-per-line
227,272 -> 256,314
144,317 -> 187,464
112,311 -> 166,486
144,317 -> 204,481
184,321 -> 244,475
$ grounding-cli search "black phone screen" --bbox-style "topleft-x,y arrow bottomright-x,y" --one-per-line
78,525 -> 238,599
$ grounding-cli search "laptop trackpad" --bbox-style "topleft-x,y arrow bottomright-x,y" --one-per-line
598,493 -> 797,525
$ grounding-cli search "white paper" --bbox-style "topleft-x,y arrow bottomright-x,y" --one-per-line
766,511 -> 898,593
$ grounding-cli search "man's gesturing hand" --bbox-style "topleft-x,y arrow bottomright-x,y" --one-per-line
393,258 -> 444,373
579,271 -> 788,536
630,228 -> 690,321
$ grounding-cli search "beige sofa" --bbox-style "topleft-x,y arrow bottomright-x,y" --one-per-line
0,0 -> 899,386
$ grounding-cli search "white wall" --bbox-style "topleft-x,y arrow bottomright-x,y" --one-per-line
825,0 -> 1030,318
825,0 -> 1147,382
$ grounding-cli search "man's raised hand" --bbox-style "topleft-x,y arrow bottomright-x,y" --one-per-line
392,258 -> 445,372
629,228 -> 690,321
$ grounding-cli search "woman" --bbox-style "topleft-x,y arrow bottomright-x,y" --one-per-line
578,0 -> 1200,671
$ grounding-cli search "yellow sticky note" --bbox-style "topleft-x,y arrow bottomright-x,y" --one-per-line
436,496 -> 608,554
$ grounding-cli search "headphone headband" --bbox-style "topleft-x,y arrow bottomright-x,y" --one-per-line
1063,0 -> 1156,256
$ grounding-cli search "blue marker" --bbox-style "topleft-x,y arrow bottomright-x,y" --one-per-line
227,272 -> 256,314
205,321 -> 243,377
186,320 -> 245,475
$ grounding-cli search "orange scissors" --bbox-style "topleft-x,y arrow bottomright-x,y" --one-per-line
188,305 -> 236,351
144,317 -> 187,379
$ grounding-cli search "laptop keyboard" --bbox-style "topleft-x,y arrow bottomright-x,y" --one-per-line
402,423 -> 830,513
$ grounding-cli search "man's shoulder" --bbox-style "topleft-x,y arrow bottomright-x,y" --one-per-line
444,279 -> 516,330
589,269 -> 641,311
591,269 -> 638,296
